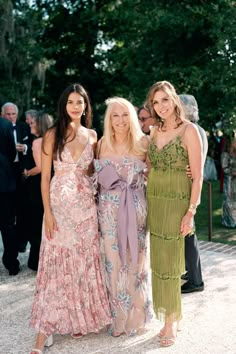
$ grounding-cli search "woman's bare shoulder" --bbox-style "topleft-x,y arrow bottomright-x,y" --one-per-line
182,121 -> 201,146
182,121 -> 198,133
32,137 -> 42,149
44,127 -> 56,140
88,128 -> 97,142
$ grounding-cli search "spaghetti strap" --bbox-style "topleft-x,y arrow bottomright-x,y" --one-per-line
179,122 -> 191,139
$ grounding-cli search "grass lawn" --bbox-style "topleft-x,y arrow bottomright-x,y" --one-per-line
195,180 -> 236,246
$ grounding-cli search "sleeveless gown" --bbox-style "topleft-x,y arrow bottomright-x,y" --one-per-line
94,157 -> 152,336
30,142 -> 111,336
147,136 -> 191,322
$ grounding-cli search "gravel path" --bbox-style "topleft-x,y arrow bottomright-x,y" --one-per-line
0,240 -> 236,354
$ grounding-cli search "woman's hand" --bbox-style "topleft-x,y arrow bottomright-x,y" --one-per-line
186,165 -> 192,179
23,168 -> 29,178
44,212 -> 58,240
181,211 -> 194,237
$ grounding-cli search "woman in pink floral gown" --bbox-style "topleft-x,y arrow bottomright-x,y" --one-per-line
94,97 -> 152,337
30,84 -> 111,354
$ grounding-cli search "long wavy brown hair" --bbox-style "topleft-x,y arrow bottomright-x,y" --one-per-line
145,81 -> 185,131
51,83 -> 92,160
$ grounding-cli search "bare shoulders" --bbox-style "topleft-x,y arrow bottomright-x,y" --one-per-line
182,121 -> 200,138
88,128 -> 97,137
88,128 -> 97,142
32,137 -> 42,149
181,121 -> 202,149
44,127 -> 56,142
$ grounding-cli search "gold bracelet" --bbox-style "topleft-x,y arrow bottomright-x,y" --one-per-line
188,203 -> 197,215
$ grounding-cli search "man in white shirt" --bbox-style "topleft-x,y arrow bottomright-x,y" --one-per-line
1,102 -> 34,253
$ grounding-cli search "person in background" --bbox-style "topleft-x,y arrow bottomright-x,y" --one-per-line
94,97 -> 152,337
179,94 -> 207,293
0,116 -> 20,275
146,81 -> 203,347
30,84 -> 111,354
221,131 -> 236,228
137,106 -> 156,134
25,109 -> 38,125
23,112 -> 54,271
1,102 -> 34,253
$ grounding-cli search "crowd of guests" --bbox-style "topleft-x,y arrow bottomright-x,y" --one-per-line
0,104 -> 54,275
0,80 -> 233,354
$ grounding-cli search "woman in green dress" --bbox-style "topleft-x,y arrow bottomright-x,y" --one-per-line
145,81 -> 203,347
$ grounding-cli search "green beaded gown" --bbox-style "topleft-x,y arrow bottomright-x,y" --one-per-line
147,135 -> 192,323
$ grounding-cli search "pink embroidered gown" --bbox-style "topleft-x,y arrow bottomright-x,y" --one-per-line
30,142 -> 111,336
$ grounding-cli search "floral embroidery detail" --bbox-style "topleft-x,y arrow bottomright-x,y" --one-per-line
116,291 -> 132,310
105,259 -> 113,274
77,183 -> 84,192
111,243 -> 119,251
94,157 -> 152,336
30,144 -> 111,336
135,271 -> 148,290
149,136 -> 188,171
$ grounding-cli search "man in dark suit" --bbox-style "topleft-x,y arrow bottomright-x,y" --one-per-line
0,116 -> 20,275
1,102 -> 34,252
179,94 -> 208,293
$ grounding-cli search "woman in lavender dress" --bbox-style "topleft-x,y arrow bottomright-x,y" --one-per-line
94,97 -> 152,337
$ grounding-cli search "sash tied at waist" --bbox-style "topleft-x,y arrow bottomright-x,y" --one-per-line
97,164 -> 139,266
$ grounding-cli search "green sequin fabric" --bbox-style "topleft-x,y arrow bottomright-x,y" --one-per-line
147,135 -> 192,322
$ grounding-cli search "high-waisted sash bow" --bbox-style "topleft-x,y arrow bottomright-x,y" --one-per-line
98,164 -> 139,266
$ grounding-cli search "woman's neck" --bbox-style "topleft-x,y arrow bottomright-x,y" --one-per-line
73,121 -> 82,129
114,133 -> 128,145
162,116 -> 178,131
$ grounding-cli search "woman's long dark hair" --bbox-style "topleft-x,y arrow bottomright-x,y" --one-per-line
52,83 -> 92,160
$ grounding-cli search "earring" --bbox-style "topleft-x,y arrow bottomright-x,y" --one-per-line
83,111 -> 85,116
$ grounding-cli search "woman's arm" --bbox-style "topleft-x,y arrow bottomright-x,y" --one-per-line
141,135 -> 151,176
88,129 -> 97,176
23,138 -> 42,177
181,123 -> 204,236
41,129 -> 57,239
95,136 -> 104,159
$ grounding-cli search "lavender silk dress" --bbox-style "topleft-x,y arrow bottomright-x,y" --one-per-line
30,143 -> 111,336
94,156 -> 152,336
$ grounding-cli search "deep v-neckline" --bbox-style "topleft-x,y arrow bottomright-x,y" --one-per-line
65,127 -> 90,163
65,142 -> 88,163
154,135 -> 181,151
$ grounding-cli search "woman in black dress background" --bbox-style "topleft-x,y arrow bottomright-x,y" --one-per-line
23,112 -> 53,270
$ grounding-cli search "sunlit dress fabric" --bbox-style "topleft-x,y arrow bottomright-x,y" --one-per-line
30,143 -> 111,336
147,136 -> 191,323
221,151 -> 236,228
94,157 -> 152,336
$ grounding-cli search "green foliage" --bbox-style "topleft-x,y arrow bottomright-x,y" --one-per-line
0,0 -> 46,115
196,180 -> 236,245
0,0 -> 235,132
98,0 -> 236,131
